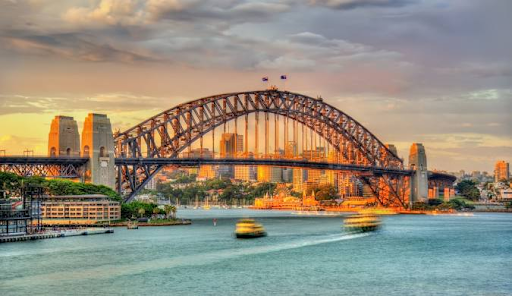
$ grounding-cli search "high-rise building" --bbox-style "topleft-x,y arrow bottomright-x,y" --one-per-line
48,116 -> 81,157
282,168 -> 293,183
234,166 -> 257,181
219,133 -> 243,178
257,166 -> 271,182
285,141 -> 297,158
292,168 -> 306,192
495,160 -> 510,182
181,148 -> 216,180
270,167 -> 283,182
220,133 -> 243,157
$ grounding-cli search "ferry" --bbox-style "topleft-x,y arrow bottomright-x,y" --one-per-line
344,213 -> 381,233
235,218 -> 267,239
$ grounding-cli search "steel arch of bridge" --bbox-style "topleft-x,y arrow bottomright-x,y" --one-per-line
115,89 -> 411,207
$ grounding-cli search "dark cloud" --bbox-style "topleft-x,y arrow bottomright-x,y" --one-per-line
1,33 -> 159,63
310,0 -> 413,10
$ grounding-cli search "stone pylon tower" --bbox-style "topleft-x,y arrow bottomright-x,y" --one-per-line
409,143 -> 428,203
81,114 -> 115,188
48,116 -> 80,157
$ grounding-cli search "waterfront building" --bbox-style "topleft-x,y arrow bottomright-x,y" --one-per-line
494,160 -> 510,182
40,194 -> 120,225
500,189 -> 512,201
254,184 -> 319,210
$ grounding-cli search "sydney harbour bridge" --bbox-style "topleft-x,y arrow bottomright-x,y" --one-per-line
0,89 -> 455,208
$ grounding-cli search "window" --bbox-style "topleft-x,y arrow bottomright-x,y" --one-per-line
50,147 -> 56,157
66,148 -> 71,156
83,145 -> 90,156
100,146 -> 107,157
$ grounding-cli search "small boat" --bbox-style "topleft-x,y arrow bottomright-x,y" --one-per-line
235,218 -> 267,239
127,221 -> 139,230
344,213 -> 381,233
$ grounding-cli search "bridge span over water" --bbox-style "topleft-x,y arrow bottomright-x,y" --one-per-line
0,89 -> 455,208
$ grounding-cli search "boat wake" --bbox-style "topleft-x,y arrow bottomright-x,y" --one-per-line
1,233 -> 369,287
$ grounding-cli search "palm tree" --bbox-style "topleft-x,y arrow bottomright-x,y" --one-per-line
138,207 -> 145,218
152,207 -> 160,217
169,205 -> 177,219
163,205 -> 172,219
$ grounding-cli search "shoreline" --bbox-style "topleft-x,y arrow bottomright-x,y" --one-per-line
109,219 -> 192,227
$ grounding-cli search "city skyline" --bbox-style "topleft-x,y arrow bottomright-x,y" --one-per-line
1,0 -> 511,172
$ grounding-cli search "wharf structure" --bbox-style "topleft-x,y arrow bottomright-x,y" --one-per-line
0,186 -> 42,236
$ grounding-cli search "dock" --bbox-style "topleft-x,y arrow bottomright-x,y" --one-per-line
0,228 -> 114,244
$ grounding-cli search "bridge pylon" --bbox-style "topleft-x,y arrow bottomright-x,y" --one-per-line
409,143 -> 428,204
48,116 -> 80,157
81,114 -> 115,188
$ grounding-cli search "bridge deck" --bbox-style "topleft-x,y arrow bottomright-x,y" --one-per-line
115,158 -> 413,176
0,157 -> 89,165
0,156 -> 414,175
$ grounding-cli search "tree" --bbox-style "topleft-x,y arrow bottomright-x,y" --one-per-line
428,199 -> 443,207
455,180 -> 481,201
138,208 -> 146,218
152,207 -> 160,216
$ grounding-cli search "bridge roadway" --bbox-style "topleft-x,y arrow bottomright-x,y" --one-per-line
0,156 -> 89,165
0,156 -> 413,176
116,158 -> 413,176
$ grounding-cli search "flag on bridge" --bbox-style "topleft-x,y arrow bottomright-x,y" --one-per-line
280,75 -> 287,80
262,76 -> 269,82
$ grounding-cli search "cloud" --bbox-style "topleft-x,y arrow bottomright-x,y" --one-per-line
2,33 -> 158,63
0,93 -> 174,116
309,0 -> 413,10
61,0 -> 291,29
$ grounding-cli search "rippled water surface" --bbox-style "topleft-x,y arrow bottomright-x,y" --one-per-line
1,210 -> 512,295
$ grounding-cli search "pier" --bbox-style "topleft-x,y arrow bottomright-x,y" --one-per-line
0,228 -> 114,244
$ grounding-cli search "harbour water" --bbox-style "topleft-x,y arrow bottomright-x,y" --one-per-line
1,210 -> 511,295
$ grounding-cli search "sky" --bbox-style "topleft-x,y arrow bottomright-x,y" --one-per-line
0,0 -> 511,173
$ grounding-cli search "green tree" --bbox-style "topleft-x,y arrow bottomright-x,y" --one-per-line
455,180 -> 481,201
138,208 -> 146,218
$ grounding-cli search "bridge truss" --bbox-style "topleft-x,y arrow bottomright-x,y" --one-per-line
115,89 -> 412,207
0,157 -> 87,179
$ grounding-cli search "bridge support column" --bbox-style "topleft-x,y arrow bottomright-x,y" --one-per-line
81,113 -> 116,189
409,143 -> 428,204
48,116 -> 80,157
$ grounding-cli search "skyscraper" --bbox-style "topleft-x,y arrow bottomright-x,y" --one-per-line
220,133 -> 243,158
494,160 -> 510,182
219,133 -> 243,178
